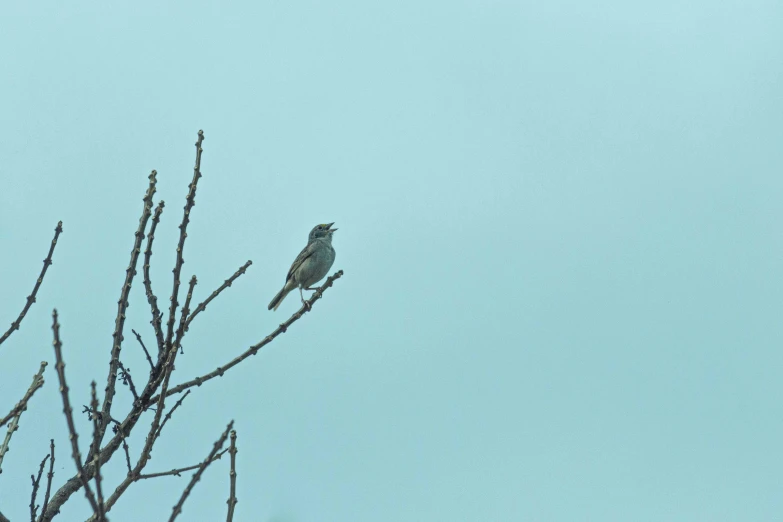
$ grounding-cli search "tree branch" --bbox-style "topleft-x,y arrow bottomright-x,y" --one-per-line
51,309 -> 100,514
186,260 -> 252,330
0,221 -> 62,347
97,171 -> 158,454
0,361 -> 47,428
41,408 -> 133,521
117,361 -> 139,402
169,421 -> 233,522
30,452 -> 50,522
153,270 -> 344,401
38,131 -> 342,522
136,448 -> 229,480
40,135 -> 207,521
0,361 -> 47,473
82,406 -> 121,428
226,430 -> 238,522
174,275 -> 197,354
89,382 -> 107,521
121,438 -> 132,476
143,200 -> 166,354
164,131 -> 205,356
38,439 -> 55,522
99,276 -> 197,515
131,329 -> 155,372
155,390 -> 190,440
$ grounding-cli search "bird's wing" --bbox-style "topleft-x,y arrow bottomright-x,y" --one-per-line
286,242 -> 317,281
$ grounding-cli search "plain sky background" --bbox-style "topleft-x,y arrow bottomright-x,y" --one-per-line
1,1 -> 782,521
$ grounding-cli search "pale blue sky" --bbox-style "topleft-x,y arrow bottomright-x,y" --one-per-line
1,1 -> 782,521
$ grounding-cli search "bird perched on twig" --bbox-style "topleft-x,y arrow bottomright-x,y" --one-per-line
268,223 -> 337,311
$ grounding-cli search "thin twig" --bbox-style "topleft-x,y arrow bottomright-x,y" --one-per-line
1,361 -> 47,428
0,221 -> 63,347
131,329 -> 155,372
117,360 -> 139,402
226,430 -> 238,522
165,131 -> 205,355
0,361 -> 47,473
169,421 -> 234,522
51,309 -> 100,514
152,270 -> 344,402
30,452 -> 50,522
82,407 -> 121,428
0,416 -> 22,474
97,172 -> 158,455
186,260 -> 252,329
175,275 -> 197,354
136,448 -> 230,480
122,438 -> 132,476
155,390 -> 190,439
143,199 -> 166,354
90,382 -> 107,521
38,439 -> 55,522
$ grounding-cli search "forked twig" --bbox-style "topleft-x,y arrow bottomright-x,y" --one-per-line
38,439 -> 55,522
169,421 -> 234,522
136,448 -> 230,480
30,451 -> 50,521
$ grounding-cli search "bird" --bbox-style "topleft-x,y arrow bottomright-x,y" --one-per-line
268,222 -> 337,311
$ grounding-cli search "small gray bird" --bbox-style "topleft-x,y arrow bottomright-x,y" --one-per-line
268,222 -> 337,311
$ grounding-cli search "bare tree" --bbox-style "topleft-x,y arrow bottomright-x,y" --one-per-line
0,130 -> 344,522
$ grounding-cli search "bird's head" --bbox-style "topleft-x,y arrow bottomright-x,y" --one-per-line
309,222 -> 337,242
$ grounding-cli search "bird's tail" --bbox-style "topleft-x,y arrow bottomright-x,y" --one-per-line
268,282 -> 294,311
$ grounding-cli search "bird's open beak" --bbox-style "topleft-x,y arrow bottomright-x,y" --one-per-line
327,222 -> 337,232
